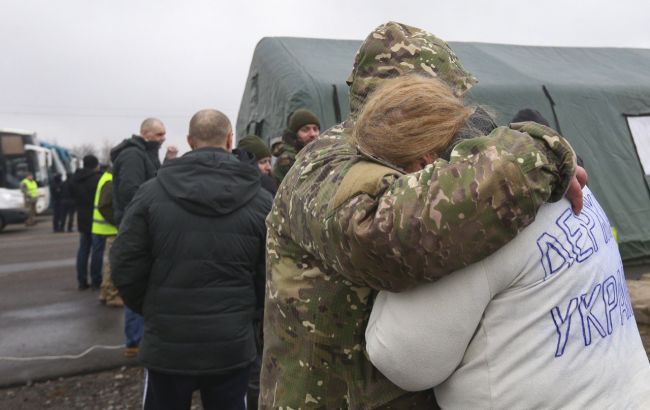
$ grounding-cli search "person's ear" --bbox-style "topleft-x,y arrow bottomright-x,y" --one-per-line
226,131 -> 233,151
186,135 -> 194,150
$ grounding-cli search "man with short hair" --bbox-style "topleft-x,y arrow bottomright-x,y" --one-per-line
112,109 -> 271,410
111,118 -> 175,226
271,108 -> 320,184
110,117 -> 177,356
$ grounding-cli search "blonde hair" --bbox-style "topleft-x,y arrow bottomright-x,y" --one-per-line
352,75 -> 473,169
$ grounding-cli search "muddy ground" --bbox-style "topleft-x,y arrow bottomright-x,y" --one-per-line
0,327 -> 648,410
0,366 -> 202,410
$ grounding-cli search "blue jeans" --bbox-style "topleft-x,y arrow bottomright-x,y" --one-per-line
125,307 -> 144,348
76,233 -> 105,287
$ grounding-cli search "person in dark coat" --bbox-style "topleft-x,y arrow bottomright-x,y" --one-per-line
68,155 -> 102,290
60,177 -> 76,232
271,109 -> 321,185
234,136 -> 276,409
50,174 -> 64,232
110,117 -> 177,357
236,134 -> 277,197
111,109 -> 271,410
110,118 -> 175,226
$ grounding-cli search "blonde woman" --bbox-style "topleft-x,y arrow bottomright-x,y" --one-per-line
362,76 -> 650,408
351,74 -> 478,173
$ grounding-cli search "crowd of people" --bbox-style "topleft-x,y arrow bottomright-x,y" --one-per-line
42,104 -> 318,409
24,20 -> 649,410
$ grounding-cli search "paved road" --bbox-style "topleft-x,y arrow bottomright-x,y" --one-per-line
1,213 -> 647,390
0,215 -> 133,387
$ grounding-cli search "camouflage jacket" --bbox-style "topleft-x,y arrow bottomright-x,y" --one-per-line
260,120 -> 576,409
271,141 -> 298,185
260,21 -> 577,409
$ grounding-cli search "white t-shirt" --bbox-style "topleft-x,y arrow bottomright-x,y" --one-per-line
366,187 -> 650,409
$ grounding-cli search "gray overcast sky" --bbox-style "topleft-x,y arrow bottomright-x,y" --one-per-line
1,0 -> 649,156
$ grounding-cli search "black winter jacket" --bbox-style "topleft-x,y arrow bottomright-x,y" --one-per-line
50,179 -> 63,202
233,148 -> 277,197
110,135 -> 161,226
60,180 -> 75,206
111,147 -> 272,375
260,174 -> 277,197
68,168 -> 101,233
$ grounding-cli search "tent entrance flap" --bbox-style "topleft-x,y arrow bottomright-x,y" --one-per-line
625,114 -> 650,175
246,120 -> 264,137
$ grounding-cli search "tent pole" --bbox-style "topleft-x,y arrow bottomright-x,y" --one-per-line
542,85 -> 562,134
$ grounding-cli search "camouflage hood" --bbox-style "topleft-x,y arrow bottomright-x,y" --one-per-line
347,21 -> 478,115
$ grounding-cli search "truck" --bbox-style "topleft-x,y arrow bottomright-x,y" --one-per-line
40,141 -> 79,181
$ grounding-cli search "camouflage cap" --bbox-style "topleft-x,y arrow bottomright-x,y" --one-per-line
347,21 -> 478,114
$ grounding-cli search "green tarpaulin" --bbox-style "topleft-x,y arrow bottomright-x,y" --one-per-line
236,37 -> 650,265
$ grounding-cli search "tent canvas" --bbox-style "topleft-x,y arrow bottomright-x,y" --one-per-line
236,37 -> 358,140
236,37 -> 650,266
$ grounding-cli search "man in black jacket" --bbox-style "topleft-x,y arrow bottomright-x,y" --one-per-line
110,117 -> 177,356
69,155 -> 102,290
110,118 -> 176,226
236,134 -> 277,197
111,109 -> 272,410
60,177 -> 76,232
50,174 -> 64,232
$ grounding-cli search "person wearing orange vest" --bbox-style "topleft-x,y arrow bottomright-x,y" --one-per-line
20,173 -> 39,226
92,170 -> 123,307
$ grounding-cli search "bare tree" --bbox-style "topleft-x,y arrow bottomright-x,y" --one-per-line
70,144 -> 98,158
98,139 -> 113,165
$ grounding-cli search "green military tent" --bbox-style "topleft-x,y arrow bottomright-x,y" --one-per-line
236,37 -> 650,266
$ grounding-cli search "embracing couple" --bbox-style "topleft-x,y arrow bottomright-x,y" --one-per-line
259,21 -> 650,409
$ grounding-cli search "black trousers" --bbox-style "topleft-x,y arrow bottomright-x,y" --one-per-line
52,201 -> 64,232
246,354 -> 261,410
144,365 -> 251,410
247,320 -> 263,410
62,201 -> 75,231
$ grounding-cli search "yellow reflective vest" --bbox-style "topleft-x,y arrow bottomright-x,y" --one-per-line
92,172 -> 117,236
21,178 -> 39,199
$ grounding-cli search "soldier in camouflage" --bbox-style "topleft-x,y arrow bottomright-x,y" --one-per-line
271,109 -> 321,184
260,21 -> 584,409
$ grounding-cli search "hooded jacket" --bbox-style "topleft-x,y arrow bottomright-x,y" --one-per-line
260,22 -> 579,409
110,147 -> 272,375
234,148 -> 278,197
110,135 -> 162,226
68,168 -> 101,233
